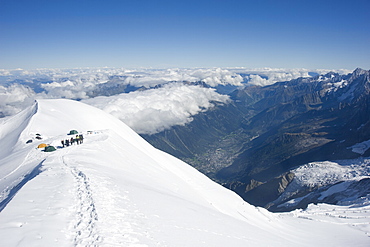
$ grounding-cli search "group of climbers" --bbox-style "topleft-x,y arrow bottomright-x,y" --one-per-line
29,130 -> 86,152
61,134 -> 84,148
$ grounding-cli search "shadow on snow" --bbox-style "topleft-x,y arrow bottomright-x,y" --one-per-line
0,160 -> 45,212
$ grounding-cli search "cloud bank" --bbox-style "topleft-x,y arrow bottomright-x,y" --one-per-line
229,68 -> 352,86
0,67 -> 244,88
0,84 -> 36,116
0,67 -> 352,134
82,83 -> 230,134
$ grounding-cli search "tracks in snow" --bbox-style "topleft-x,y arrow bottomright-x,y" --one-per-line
60,152 -> 101,246
59,145 -> 156,245
70,167 -> 100,246
2,130 -> 154,246
59,132 -> 148,246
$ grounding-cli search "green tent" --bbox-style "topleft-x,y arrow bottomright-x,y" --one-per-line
44,146 -> 56,152
68,130 -> 78,135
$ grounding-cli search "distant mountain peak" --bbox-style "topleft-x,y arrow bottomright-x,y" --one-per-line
351,68 -> 369,78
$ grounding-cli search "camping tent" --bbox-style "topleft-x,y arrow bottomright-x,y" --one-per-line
37,143 -> 48,148
68,130 -> 78,135
44,146 -> 56,152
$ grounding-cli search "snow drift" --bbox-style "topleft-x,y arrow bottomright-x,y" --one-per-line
0,99 -> 369,246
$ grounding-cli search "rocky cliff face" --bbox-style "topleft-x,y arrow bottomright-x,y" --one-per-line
143,68 -> 370,211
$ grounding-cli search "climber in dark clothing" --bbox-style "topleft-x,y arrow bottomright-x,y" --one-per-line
79,134 -> 84,144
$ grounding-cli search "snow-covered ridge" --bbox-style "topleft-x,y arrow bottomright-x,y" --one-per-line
293,159 -> 370,188
0,99 -> 369,246
351,140 -> 370,155
271,158 -> 370,212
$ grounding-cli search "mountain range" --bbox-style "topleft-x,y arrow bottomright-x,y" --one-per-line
142,68 -> 370,211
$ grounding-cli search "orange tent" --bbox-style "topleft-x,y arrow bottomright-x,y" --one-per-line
37,143 -> 48,148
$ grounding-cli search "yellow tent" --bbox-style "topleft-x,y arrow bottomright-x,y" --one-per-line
37,143 -> 48,148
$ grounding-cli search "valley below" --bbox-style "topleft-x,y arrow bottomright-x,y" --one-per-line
143,68 -> 370,211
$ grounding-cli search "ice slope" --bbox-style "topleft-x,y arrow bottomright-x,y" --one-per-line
0,99 -> 369,246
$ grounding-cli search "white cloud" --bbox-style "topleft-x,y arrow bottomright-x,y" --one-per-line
247,74 -> 269,86
189,68 -> 244,87
113,68 -> 244,88
229,68 -> 352,86
0,67 -> 353,133
82,83 -> 230,134
40,80 -> 90,100
0,69 -> 11,76
0,84 -> 36,116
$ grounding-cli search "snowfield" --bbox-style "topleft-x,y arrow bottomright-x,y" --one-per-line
0,99 -> 369,246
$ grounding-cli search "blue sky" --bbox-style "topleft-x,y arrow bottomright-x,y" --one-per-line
0,0 -> 369,70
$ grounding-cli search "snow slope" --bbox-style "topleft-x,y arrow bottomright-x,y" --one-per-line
0,99 -> 369,246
